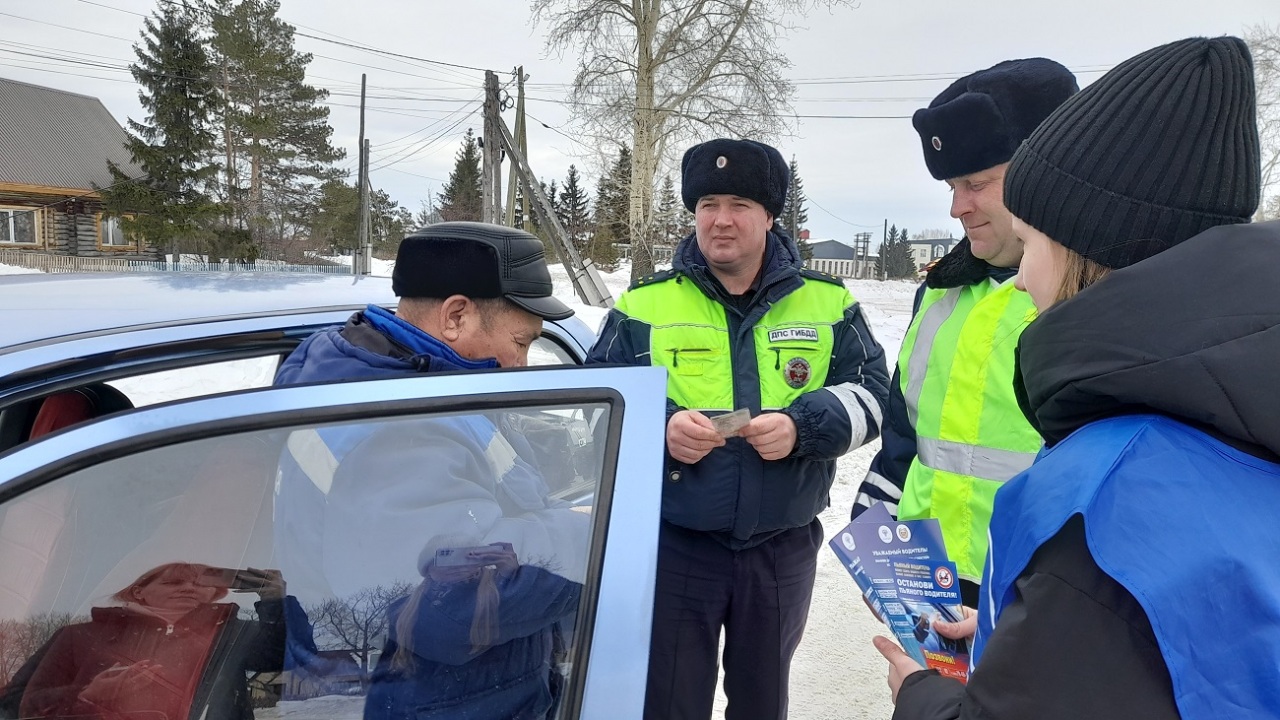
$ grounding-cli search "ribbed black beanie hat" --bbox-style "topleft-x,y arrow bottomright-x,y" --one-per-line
1005,36 -> 1260,270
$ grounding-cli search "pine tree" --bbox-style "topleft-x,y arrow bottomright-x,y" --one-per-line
210,0 -> 343,253
100,0 -> 221,257
438,129 -> 482,221
558,165 -> 591,255
876,225 -> 917,279
779,156 -> 811,256
655,174 -> 682,245
599,146 -> 632,247
310,179 -> 409,254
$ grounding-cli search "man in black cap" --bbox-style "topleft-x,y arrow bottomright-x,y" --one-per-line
588,139 -> 890,719
851,59 -> 1078,606
272,222 -> 589,716
277,220 -> 573,382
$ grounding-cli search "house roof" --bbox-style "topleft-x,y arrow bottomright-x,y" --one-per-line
906,236 -> 959,247
0,77 -> 141,192
808,238 -> 857,260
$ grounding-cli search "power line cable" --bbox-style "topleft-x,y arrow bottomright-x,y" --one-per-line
807,196 -> 882,229
0,10 -> 132,42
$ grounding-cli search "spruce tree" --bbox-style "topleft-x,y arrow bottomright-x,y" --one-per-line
100,0 -> 221,257
438,129 -> 482,221
601,146 -> 632,247
876,225 -> 918,279
779,156 -> 812,260
210,0 -> 344,253
558,165 -> 591,255
655,175 -> 681,245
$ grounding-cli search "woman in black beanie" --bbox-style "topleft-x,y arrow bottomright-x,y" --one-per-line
875,36 -> 1280,720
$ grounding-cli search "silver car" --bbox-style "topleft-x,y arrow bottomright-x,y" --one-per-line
0,273 -> 665,720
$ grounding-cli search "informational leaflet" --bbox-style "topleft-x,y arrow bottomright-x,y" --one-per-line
829,504 -> 970,682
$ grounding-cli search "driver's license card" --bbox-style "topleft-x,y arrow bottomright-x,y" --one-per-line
711,409 -> 751,438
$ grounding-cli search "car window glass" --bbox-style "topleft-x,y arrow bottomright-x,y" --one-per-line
0,400 -> 610,720
107,355 -> 280,406
528,336 -> 576,367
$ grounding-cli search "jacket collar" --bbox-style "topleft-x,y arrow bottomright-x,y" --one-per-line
360,305 -> 498,371
1015,220 -> 1280,460
925,237 -> 1017,289
672,228 -> 804,310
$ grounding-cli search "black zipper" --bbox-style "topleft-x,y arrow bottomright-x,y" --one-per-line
669,348 -> 712,368
768,345 -> 816,370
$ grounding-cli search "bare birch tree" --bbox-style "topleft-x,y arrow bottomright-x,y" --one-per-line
533,0 -> 856,281
1246,23 -> 1280,220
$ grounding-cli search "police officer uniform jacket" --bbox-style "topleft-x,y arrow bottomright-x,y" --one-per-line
588,230 -> 890,549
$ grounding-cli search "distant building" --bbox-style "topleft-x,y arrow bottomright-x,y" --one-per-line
907,236 -> 959,271
0,76 -> 155,258
803,234 -> 877,279
808,238 -> 856,260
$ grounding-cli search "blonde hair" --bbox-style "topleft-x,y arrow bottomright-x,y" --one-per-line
112,562 -> 229,605
1052,248 -> 1113,306
391,567 -> 501,673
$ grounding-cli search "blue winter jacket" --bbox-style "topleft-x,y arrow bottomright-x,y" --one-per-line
895,222 -> 1280,720
273,306 -> 588,719
588,230 -> 889,549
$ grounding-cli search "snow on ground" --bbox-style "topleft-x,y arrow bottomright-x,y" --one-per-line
0,262 -> 40,275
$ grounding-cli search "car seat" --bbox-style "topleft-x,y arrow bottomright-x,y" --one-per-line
28,384 -> 134,440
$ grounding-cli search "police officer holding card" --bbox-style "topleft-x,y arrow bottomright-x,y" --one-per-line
587,139 -> 890,719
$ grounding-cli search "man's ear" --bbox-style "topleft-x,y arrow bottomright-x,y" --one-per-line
437,295 -> 473,342
766,214 -> 774,231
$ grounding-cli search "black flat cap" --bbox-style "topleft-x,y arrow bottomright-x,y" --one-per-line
393,221 -> 573,321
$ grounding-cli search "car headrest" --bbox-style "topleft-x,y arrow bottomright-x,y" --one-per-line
29,384 -> 135,440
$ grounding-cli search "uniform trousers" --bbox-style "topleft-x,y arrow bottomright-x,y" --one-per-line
643,518 -> 822,720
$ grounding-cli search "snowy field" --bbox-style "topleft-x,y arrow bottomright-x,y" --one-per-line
0,258 -> 917,718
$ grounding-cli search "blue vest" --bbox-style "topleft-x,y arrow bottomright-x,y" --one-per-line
975,415 -> 1280,720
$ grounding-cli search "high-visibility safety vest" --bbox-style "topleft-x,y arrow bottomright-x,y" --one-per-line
896,278 -> 1042,582
615,273 -> 852,413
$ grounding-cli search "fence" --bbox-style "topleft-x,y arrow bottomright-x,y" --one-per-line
0,250 -> 350,275
614,244 -> 675,265
807,257 -> 882,280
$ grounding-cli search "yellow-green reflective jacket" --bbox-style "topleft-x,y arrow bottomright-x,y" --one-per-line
896,279 -> 1042,581
586,235 -> 890,548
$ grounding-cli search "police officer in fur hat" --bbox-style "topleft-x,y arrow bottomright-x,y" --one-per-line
852,58 -> 1079,606
588,139 -> 890,719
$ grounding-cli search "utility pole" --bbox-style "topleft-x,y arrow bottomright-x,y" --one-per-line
504,67 -> 530,230
481,71 -> 502,224
881,218 -> 888,281
355,73 -> 368,275
358,138 -> 372,275
498,116 -> 612,307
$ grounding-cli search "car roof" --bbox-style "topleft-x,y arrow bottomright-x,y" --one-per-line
4,272 -> 398,349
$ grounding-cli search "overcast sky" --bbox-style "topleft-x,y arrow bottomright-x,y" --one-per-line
4,0 -> 1277,243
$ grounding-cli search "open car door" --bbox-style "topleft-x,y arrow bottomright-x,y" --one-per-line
0,366 -> 666,720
